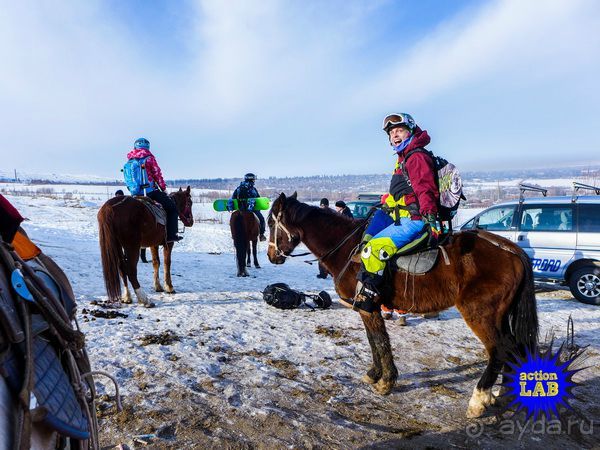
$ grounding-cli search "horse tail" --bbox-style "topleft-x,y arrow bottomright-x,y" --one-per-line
231,211 -> 248,272
505,249 -> 539,354
98,203 -> 123,303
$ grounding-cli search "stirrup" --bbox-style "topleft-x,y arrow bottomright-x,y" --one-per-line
339,282 -> 379,316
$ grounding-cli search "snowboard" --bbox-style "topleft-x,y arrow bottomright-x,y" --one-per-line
213,197 -> 270,212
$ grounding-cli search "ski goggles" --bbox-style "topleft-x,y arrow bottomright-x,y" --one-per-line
382,113 -> 415,133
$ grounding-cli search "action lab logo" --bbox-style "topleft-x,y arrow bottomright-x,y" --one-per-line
501,348 -> 583,419
531,258 -> 561,272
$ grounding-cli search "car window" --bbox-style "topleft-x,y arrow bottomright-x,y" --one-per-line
477,206 -> 516,231
520,205 -> 573,232
461,217 -> 475,229
578,204 -> 600,232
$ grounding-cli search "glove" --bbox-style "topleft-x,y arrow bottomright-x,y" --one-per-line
226,199 -> 235,212
247,198 -> 256,211
423,213 -> 441,247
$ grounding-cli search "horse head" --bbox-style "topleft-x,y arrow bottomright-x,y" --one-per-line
267,192 -> 302,264
170,186 -> 194,227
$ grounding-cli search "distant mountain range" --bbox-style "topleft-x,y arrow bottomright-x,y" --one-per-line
2,165 -> 598,199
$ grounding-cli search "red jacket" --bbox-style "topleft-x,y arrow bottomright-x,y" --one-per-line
387,128 -> 439,217
0,194 -> 24,242
126,148 -> 167,191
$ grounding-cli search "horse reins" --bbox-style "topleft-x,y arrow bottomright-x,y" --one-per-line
269,205 -> 378,264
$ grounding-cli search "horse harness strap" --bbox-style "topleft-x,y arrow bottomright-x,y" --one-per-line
0,241 -> 100,450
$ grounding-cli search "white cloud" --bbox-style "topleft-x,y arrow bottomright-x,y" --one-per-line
351,0 -> 600,112
0,0 -> 598,177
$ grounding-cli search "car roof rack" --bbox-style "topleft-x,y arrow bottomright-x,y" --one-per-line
357,193 -> 382,201
571,182 -> 600,202
519,183 -> 547,203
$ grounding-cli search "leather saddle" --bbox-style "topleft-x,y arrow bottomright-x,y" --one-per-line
0,245 -> 93,443
134,196 -> 167,226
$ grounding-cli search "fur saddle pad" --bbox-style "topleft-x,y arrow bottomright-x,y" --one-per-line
393,248 -> 439,274
135,196 -> 167,226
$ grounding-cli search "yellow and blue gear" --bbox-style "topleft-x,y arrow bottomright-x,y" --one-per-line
361,214 -> 427,275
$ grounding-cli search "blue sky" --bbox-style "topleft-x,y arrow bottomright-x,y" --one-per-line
0,0 -> 599,179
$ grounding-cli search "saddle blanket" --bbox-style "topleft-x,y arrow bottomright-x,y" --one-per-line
135,196 -> 167,226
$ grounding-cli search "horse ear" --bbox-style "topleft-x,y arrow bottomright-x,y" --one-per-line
186,185 -> 191,193
290,191 -> 298,200
278,192 -> 286,202
179,187 -> 182,192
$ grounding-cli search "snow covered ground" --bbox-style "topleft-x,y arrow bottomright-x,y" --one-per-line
6,192 -> 600,448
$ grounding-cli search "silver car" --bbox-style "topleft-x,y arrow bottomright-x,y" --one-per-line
459,193 -> 600,305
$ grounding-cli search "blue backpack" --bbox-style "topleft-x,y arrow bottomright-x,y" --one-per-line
123,156 -> 155,195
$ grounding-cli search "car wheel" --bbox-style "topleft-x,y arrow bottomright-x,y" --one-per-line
569,266 -> 600,305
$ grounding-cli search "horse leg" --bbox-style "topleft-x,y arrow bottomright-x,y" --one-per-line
360,312 -> 398,394
125,244 -> 154,308
246,241 -> 251,267
151,246 -> 163,292
119,265 -> 132,304
163,242 -> 175,293
253,239 -> 260,268
460,309 -> 504,418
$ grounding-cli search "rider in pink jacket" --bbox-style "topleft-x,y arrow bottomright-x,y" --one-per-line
126,148 -> 167,191
126,138 -> 182,242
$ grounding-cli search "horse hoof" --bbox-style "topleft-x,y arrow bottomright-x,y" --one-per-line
122,298 -> 132,304
155,286 -> 164,293
255,265 -> 261,269
372,379 -> 394,395
144,302 -> 156,308
361,374 -> 377,385
466,388 -> 492,418
246,263 -> 251,267
466,404 -> 485,418
166,289 -> 176,295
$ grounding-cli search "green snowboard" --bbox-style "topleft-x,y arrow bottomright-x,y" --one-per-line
213,197 -> 270,212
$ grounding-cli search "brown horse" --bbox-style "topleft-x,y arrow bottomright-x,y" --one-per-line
267,193 -> 538,418
97,187 -> 194,307
230,210 -> 260,277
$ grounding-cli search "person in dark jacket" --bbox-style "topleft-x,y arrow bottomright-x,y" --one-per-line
231,173 -> 266,241
339,113 -> 440,315
335,200 -> 354,219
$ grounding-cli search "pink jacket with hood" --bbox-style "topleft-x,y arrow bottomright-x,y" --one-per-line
126,148 -> 167,191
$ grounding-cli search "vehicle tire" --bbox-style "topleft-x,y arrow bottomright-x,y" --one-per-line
569,266 -> 600,305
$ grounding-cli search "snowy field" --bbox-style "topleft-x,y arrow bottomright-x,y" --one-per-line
6,190 -> 600,448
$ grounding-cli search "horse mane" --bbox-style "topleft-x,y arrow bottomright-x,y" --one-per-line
285,197 -> 354,226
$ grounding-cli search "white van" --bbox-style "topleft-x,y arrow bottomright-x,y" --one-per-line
459,184 -> 600,305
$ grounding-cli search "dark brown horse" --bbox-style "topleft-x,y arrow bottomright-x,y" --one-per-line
230,210 -> 260,277
97,187 -> 194,307
267,192 -> 538,418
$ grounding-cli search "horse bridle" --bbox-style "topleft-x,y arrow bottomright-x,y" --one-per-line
170,192 -> 193,229
268,211 -> 304,259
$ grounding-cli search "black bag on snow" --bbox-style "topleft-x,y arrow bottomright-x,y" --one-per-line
263,283 -> 303,309
262,283 -> 332,310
